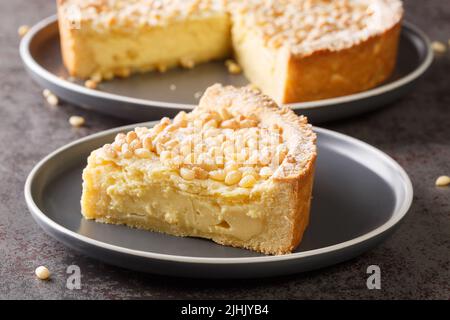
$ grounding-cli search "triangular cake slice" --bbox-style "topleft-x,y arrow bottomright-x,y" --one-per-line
81,84 -> 317,255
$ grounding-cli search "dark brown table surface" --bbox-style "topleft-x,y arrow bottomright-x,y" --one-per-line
0,0 -> 449,299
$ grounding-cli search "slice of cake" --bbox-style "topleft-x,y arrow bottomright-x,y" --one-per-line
57,0 -> 403,103
57,0 -> 231,79
81,84 -> 317,255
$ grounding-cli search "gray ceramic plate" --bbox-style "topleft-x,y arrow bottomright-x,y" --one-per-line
20,16 -> 433,123
24,123 -> 413,278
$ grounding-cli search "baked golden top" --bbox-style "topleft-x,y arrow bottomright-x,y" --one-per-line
95,84 -> 316,192
59,0 -> 402,54
229,0 -> 403,56
58,0 -> 226,31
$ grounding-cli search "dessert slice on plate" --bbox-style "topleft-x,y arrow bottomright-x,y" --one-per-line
81,84 -> 317,255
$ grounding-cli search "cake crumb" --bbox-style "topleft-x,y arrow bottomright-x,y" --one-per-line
225,59 -> 242,74
69,115 -> 85,128
170,84 -> 177,91
432,41 -> 447,54
180,58 -> 195,69
90,73 -> 102,83
84,79 -> 98,89
35,266 -> 50,280
435,175 -> 450,187
18,25 -> 29,37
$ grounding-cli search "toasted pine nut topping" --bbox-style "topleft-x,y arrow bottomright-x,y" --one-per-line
18,25 -> 29,37
435,175 -> 450,187
35,266 -> 50,280
69,115 -> 85,128
102,102 -> 291,187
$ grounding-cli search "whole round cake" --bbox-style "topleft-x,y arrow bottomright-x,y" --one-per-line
58,0 -> 403,103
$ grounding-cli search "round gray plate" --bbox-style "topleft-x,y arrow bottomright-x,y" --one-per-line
24,124 -> 413,278
20,16 -> 433,123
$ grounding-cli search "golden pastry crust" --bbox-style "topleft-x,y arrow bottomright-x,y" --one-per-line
81,84 -> 316,255
282,22 -> 402,103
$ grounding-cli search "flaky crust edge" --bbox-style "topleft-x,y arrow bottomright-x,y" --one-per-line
282,19 -> 403,103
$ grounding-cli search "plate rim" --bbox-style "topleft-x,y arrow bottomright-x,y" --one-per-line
20,15 -> 433,112
24,123 -> 414,265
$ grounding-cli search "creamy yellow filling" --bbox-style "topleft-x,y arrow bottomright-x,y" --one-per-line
106,182 -> 264,241
82,14 -> 231,77
231,19 -> 288,104
82,154 -> 272,241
